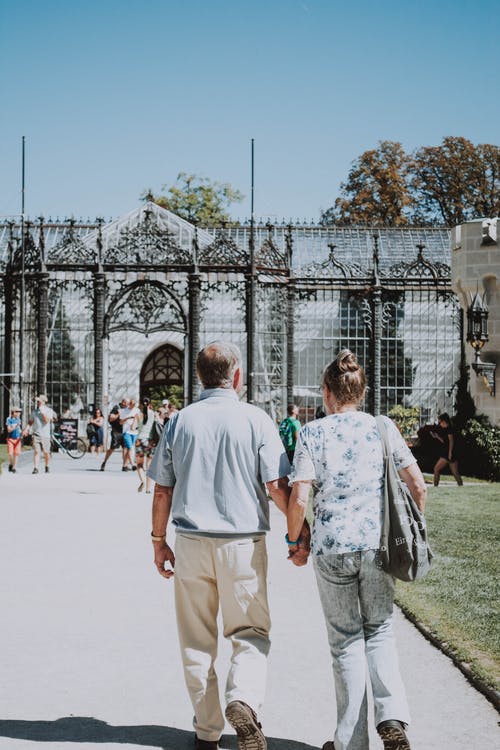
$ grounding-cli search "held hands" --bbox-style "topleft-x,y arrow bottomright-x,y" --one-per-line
153,541 -> 175,579
288,519 -> 311,567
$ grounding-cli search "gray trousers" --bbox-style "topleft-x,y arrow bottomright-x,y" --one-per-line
313,549 -> 410,750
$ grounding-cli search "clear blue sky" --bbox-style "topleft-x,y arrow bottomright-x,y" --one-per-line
1,0 -> 498,222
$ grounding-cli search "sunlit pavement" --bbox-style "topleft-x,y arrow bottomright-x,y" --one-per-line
0,452 -> 498,749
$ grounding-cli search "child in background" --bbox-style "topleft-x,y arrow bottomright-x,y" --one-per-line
6,406 -> 23,473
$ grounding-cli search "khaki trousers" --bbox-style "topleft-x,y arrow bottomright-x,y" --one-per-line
174,533 -> 271,742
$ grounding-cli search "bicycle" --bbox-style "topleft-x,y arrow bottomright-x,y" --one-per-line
51,429 -> 87,459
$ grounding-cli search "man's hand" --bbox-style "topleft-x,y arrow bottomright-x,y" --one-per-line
153,541 -> 175,579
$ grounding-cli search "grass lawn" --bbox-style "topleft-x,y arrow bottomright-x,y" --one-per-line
395,483 -> 500,691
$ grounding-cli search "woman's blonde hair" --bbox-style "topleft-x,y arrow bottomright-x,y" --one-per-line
322,349 -> 366,406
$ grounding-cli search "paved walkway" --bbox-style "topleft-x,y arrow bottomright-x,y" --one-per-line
0,452 -> 498,749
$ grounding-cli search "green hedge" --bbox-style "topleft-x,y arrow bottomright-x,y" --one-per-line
460,417 -> 500,481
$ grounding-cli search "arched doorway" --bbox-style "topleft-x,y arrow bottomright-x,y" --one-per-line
140,343 -> 184,402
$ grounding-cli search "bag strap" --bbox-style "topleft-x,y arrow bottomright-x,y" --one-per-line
375,415 -> 390,461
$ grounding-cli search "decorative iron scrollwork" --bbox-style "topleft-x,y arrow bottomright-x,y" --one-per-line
106,206 -> 191,265
12,225 -> 41,269
48,219 -> 96,264
198,228 -> 248,266
255,225 -> 287,269
105,281 -> 187,337
384,244 -> 450,281
298,244 -> 366,279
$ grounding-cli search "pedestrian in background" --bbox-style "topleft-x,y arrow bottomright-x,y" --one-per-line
287,350 -> 427,750
120,397 -> 140,471
430,412 -> 463,487
136,397 -> 155,492
29,395 -> 56,475
100,397 -> 128,471
87,408 -> 104,454
5,406 -> 23,473
279,403 -> 301,462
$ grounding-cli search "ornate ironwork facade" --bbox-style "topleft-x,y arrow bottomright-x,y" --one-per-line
0,202 -> 460,427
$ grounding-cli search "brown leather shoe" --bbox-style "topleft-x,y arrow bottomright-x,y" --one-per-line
377,720 -> 411,750
194,736 -> 219,750
225,701 -> 266,750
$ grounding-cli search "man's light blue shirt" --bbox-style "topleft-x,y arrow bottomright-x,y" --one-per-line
148,388 -> 290,536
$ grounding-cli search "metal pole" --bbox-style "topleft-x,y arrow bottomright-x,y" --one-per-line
251,138 -> 255,224
246,139 -> 256,403
19,136 -> 26,416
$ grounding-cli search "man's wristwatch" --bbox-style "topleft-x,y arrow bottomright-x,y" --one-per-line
151,532 -> 166,543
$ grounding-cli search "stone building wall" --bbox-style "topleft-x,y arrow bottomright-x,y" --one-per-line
451,218 -> 500,425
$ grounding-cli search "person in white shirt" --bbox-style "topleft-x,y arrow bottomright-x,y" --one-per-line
135,397 -> 156,492
119,397 -> 140,471
28,395 -> 56,474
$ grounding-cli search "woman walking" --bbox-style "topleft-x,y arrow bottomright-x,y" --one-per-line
431,412 -> 463,487
287,350 -> 427,750
87,408 -> 104,454
135,397 -> 155,493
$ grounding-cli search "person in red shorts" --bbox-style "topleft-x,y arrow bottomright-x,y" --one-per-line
6,406 -> 24,473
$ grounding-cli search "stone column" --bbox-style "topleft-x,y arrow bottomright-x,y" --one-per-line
36,271 -> 50,397
188,271 -> 201,403
93,271 -> 106,409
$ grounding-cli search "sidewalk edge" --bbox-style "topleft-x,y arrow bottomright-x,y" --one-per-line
396,603 -> 500,715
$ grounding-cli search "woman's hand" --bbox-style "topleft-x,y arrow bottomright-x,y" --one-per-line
288,519 -> 311,566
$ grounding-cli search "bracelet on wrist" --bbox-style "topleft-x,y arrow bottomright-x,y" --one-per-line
151,532 -> 166,543
285,532 -> 301,546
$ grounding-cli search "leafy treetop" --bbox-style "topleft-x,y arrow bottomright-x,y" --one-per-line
143,172 -> 244,226
321,137 -> 500,226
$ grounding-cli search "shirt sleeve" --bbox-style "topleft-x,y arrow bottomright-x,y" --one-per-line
383,416 -> 416,471
288,427 -> 316,484
258,415 -> 291,482
147,415 -> 178,487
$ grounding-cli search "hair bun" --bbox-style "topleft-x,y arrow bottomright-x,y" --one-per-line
337,349 -> 359,373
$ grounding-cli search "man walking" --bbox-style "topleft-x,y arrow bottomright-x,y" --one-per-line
29,395 -> 55,474
100,397 -> 128,471
279,403 -> 301,463
148,341 -> 304,750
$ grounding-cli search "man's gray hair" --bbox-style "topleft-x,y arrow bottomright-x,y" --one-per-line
196,341 -> 242,389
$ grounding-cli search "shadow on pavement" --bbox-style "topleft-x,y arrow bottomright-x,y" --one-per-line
0,716 -> 320,749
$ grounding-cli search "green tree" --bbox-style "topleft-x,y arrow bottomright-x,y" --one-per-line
320,141 -> 414,226
321,137 -> 500,227
411,137 -> 500,225
144,172 -> 244,226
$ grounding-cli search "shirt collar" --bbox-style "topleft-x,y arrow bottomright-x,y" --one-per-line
200,388 -> 239,401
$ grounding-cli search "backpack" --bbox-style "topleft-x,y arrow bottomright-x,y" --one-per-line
279,417 -> 294,450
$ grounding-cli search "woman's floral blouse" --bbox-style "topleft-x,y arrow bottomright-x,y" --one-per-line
289,412 -> 415,556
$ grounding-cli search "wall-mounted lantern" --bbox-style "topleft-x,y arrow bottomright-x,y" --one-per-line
466,292 -> 496,396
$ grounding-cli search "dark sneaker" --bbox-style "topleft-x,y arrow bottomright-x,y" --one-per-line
45,466 -> 50,473
11,468 -> 16,474
8,464 -> 12,472
225,701 -> 266,750
194,737 -> 219,750
32,468 -> 39,474
377,720 -> 411,750
100,463 -> 106,472
322,743 -> 336,750
122,466 -> 129,472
